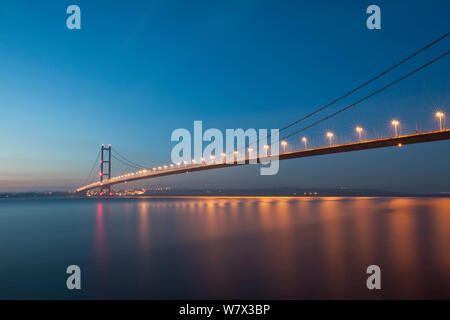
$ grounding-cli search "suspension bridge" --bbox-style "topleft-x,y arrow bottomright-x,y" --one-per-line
75,33 -> 450,195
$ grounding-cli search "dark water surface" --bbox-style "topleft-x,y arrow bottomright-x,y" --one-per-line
1,197 -> 450,299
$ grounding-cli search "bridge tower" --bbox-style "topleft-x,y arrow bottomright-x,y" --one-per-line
100,144 -> 112,196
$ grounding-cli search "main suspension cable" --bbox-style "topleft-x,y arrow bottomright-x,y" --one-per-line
280,50 -> 450,141
81,150 -> 101,186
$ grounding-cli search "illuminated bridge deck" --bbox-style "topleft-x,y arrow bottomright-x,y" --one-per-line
76,129 -> 450,193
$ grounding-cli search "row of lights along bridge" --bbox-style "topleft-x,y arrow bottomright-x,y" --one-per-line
99,111 -> 446,179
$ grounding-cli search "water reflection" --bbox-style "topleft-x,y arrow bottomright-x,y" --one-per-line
95,202 -> 105,256
138,201 -> 150,250
94,202 -> 109,294
85,196 -> 448,299
4,197 -> 448,299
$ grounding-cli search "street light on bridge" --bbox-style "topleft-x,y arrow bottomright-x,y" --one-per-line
326,132 -> 334,146
281,141 -> 287,153
436,111 -> 445,131
392,120 -> 400,136
302,137 -> 307,150
355,126 -> 363,141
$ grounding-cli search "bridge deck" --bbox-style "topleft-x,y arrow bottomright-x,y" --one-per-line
76,129 -> 450,193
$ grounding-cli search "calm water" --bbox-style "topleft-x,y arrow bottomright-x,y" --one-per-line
0,196 -> 450,299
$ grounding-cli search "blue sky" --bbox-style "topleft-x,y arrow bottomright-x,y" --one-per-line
0,0 -> 449,192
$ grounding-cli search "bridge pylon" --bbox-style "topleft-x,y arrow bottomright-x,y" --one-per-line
100,144 -> 112,196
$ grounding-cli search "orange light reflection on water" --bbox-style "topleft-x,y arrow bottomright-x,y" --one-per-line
91,197 -> 450,299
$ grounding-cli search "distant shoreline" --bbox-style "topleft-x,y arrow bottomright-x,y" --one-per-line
2,188 -> 450,199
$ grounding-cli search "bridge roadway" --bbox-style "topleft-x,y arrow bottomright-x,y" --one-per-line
76,129 -> 450,193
